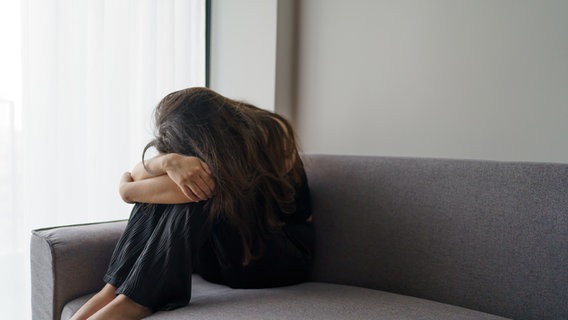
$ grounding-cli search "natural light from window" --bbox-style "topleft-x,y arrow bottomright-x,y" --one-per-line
0,0 -> 205,318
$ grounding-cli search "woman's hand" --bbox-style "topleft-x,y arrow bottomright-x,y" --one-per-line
164,154 -> 215,202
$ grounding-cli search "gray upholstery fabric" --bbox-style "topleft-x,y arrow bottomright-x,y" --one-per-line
304,155 -> 568,320
31,155 -> 568,320
61,275 -> 508,320
31,220 -> 128,320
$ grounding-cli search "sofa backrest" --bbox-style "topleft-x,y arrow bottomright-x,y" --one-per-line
303,154 -> 567,320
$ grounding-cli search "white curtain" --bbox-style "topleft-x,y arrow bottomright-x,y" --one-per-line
0,0 -> 206,318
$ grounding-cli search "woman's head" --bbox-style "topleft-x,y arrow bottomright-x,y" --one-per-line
144,87 -> 303,264
148,87 -> 222,157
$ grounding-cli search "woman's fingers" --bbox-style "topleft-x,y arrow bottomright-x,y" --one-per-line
187,161 -> 215,200
203,174 -> 216,195
181,175 -> 214,202
182,185 -> 201,202
167,155 -> 216,202
195,175 -> 215,200
200,160 -> 212,175
185,183 -> 206,201
197,174 -> 215,197
197,160 -> 216,196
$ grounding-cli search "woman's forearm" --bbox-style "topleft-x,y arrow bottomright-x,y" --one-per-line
127,153 -> 215,202
131,154 -> 171,181
119,173 -> 193,204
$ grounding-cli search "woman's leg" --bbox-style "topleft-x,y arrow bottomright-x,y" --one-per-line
71,204 -> 160,320
88,294 -> 152,320
115,203 -> 208,310
68,284 -> 117,320
112,203 -> 210,311
74,202 -> 208,319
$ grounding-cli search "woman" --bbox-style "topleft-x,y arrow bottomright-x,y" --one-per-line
70,87 -> 313,320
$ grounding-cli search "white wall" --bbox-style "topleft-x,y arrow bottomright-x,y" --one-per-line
209,0 -> 278,110
209,0 -> 297,115
295,0 -> 568,163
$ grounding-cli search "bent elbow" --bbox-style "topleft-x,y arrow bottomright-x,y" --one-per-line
119,185 -> 135,204
121,194 -> 135,204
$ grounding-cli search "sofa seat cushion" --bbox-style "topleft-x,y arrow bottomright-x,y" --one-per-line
62,276 -> 509,320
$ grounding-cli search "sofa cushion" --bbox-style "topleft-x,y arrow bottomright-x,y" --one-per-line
61,275 -> 509,320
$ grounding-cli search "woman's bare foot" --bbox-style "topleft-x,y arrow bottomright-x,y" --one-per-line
69,284 -> 117,320
88,294 -> 153,320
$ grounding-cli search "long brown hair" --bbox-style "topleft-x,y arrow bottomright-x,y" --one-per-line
143,87 -> 303,265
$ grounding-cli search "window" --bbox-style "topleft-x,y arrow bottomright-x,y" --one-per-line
0,0 -> 206,317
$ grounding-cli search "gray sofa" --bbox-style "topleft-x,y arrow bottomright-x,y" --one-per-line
31,154 -> 568,320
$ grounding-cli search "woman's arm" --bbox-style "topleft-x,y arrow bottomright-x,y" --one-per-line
119,172 -> 195,204
121,153 -> 215,204
131,154 -> 169,181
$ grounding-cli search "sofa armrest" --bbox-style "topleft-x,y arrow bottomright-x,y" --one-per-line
31,220 -> 127,320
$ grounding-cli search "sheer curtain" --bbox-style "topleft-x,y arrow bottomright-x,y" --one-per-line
1,0 -> 206,318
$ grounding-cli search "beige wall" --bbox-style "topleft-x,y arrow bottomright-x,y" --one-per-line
294,0 -> 568,163
209,0 -> 297,116
209,0 -> 278,110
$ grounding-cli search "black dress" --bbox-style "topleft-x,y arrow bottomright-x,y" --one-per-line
103,172 -> 313,311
